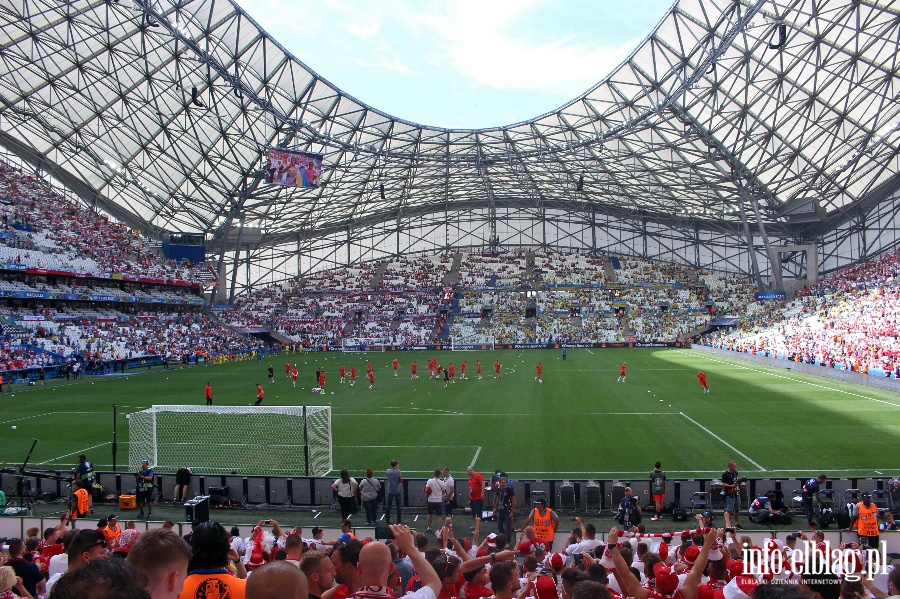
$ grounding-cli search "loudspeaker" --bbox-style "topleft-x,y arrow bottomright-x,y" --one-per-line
185,496 -> 210,523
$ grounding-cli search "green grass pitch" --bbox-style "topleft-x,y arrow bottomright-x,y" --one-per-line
1,348 -> 898,479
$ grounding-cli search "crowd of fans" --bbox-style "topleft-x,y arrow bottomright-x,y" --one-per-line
703,250 -> 900,376
2,501 -> 896,599
0,163 -> 209,283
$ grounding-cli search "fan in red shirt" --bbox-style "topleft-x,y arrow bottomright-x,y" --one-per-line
340,364 -> 346,383
494,361 -> 502,378
392,358 -> 399,377
604,527 -> 718,599
349,366 -> 357,387
515,526 -> 551,556
368,370 -> 375,390
697,371 -> 709,394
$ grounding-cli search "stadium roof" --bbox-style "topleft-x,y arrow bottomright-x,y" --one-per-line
1,0 -> 899,253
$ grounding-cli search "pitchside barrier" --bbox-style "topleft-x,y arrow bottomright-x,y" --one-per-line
0,516 -> 894,562
300,341 -> 686,352
3,471 -> 896,515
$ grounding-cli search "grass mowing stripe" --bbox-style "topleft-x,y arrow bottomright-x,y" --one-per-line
679,412 -> 766,471
682,350 -> 900,408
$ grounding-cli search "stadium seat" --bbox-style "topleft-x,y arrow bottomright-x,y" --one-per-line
558,483 -> 576,513
585,484 -> 601,512
690,491 -> 710,514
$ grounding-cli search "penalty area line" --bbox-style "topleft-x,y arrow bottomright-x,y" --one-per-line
469,447 -> 482,469
679,412 -> 766,471
36,441 -> 112,466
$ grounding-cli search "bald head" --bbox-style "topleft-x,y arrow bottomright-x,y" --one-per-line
246,561 -> 308,599
357,541 -> 392,586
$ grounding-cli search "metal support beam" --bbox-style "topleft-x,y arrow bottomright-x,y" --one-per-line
228,212 -> 246,304
736,192 -> 764,289
210,211 -> 235,305
742,185 -> 783,291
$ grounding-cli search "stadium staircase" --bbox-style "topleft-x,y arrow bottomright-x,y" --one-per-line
370,261 -> 389,288
442,253 -> 463,285
604,259 -> 618,281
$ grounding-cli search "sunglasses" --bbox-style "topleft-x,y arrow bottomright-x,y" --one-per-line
84,539 -> 108,552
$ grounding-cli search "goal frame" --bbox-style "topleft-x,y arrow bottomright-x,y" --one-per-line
450,332 -> 496,350
341,337 -> 389,352
127,405 -> 332,476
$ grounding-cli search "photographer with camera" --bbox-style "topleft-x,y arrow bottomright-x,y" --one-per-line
720,462 -> 745,530
615,487 -> 641,527
135,459 -> 155,519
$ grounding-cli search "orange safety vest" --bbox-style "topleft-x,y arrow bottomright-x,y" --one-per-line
74,488 -> 89,518
532,507 -> 555,541
856,502 -> 879,537
104,523 -> 122,548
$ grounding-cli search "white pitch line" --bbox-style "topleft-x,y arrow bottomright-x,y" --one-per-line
679,412 -> 766,471
586,349 -> 594,355
0,411 -> 106,425
335,445 -> 481,449
682,351 -> 900,408
383,407 -> 463,415
335,412 -> 680,416
36,441 -> 112,465
469,447 -> 482,469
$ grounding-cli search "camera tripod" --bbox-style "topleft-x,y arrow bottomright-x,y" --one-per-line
9,439 -> 38,515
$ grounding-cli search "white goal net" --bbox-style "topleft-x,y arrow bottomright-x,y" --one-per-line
450,332 -> 496,350
341,337 -> 389,352
127,405 -> 332,476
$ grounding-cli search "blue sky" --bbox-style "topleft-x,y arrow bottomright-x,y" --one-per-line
235,0 -> 675,129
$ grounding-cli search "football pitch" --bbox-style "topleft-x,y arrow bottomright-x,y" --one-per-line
1,348 -> 898,479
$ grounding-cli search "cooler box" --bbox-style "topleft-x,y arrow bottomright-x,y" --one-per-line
118,494 -> 137,510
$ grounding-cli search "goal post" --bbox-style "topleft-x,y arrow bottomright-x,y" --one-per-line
127,405 -> 333,476
450,332 -> 496,350
340,337 -> 389,352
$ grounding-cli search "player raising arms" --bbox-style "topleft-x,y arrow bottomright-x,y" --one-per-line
618,361 -> 627,383
697,370 -> 709,394
535,362 -> 543,383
